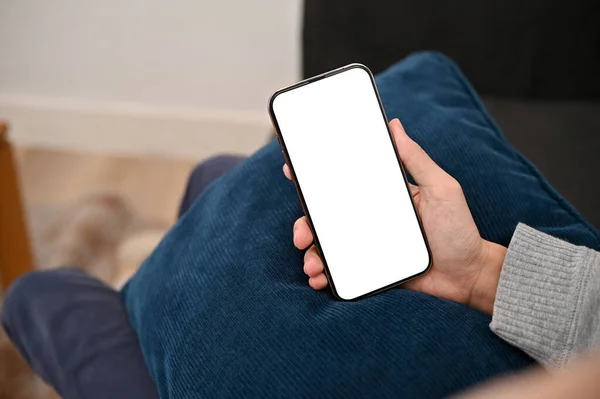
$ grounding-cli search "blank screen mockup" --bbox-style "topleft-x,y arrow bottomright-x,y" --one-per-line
271,66 -> 430,300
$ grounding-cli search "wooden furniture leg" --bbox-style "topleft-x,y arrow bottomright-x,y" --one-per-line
0,122 -> 34,292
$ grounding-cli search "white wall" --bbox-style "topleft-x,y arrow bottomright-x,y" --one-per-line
0,0 -> 302,157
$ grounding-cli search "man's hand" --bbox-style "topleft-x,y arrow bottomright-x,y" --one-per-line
284,119 -> 506,314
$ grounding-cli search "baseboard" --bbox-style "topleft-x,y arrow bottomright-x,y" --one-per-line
0,93 -> 271,159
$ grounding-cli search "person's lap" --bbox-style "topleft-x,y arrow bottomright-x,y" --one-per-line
1,156 -> 243,399
2,268 -> 160,399
3,53 -> 600,398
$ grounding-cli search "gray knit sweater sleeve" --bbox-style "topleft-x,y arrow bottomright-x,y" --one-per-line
490,223 -> 600,368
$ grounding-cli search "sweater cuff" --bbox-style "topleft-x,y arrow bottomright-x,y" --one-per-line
490,223 -> 591,367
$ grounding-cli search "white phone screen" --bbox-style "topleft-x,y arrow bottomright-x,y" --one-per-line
270,65 -> 430,300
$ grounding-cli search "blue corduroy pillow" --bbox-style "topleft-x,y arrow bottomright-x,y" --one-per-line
123,52 -> 598,398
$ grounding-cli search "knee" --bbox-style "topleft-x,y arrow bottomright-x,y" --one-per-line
189,155 -> 243,181
2,268 -> 84,332
187,155 -> 245,192
188,159 -> 208,185
2,272 -> 45,329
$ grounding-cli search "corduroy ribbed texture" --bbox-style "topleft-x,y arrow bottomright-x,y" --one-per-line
491,223 -> 600,367
123,52 -> 600,398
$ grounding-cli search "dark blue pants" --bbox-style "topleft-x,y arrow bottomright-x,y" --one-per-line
2,156 -> 244,399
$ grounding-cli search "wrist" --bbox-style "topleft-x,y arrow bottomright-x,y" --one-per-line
468,240 -> 506,315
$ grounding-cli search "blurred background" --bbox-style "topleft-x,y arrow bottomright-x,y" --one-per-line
1,3 -> 300,394
0,0 -> 300,155
0,1 -> 599,396
0,0 -> 301,223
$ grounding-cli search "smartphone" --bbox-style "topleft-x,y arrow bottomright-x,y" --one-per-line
269,64 -> 430,300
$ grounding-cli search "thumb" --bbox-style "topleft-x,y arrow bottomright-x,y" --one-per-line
389,119 -> 447,187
